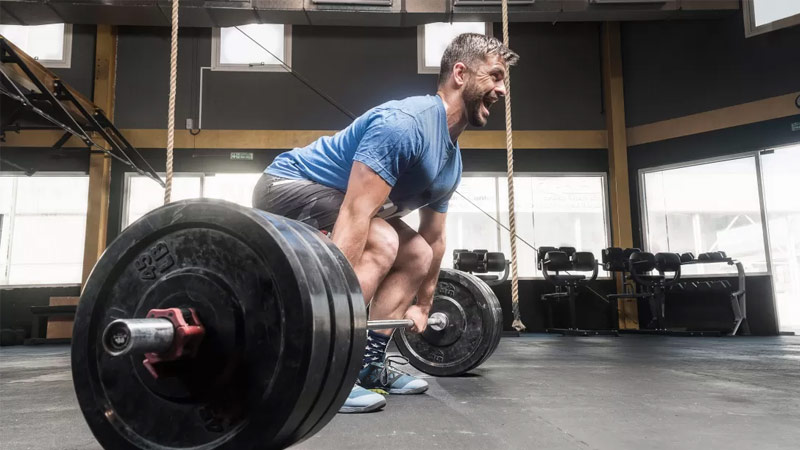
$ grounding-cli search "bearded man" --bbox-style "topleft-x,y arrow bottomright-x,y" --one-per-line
253,33 -> 518,413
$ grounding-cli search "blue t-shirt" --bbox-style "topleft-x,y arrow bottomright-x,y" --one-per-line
266,95 -> 462,215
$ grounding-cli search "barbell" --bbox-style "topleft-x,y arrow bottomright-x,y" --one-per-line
101,313 -> 450,358
71,199 -> 502,450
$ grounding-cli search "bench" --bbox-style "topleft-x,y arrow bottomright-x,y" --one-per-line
24,304 -> 77,345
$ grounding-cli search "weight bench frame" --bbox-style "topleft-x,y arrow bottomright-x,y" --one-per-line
24,305 -> 77,345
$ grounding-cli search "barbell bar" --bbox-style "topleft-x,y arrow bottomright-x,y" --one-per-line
102,312 -> 450,358
366,312 -> 448,331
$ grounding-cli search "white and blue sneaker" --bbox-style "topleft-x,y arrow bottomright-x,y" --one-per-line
358,355 -> 429,395
338,385 -> 386,414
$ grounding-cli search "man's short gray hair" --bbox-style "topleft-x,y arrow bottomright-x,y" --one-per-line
438,33 -> 519,87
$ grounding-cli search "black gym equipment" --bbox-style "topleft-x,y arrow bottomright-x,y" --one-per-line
453,249 -> 509,286
627,251 -> 682,331
0,37 -> 162,185
673,253 -> 748,336
72,199 -> 502,450
603,247 -> 748,336
537,248 -> 617,337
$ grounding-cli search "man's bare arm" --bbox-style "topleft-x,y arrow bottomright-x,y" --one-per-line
414,207 -> 447,310
331,161 -> 392,266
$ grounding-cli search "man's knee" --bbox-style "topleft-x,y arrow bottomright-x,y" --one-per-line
363,218 -> 400,272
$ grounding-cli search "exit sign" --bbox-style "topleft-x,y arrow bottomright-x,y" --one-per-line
230,152 -> 254,161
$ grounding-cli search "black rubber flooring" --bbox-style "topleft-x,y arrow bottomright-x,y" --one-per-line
1,335 -> 798,449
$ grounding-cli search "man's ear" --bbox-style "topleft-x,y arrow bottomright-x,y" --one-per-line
452,62 -> 468,88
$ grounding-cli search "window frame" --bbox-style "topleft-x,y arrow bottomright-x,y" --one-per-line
211,24 -> 292,72
743,0 -> 800,37
0,23 -> 73,69
417,22 -> 493,75
637,152 -> 772,277
0,171 -> 88,287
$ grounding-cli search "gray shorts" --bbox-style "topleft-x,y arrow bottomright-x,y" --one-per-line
252,173 -> 345,232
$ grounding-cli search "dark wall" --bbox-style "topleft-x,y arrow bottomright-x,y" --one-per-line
114,23 -> 605,131
55,24 -> 96,100
622,12 -> 800,126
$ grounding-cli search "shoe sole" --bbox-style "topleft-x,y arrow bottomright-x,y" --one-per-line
338,399 -> 387,414
388,385 -> 429,395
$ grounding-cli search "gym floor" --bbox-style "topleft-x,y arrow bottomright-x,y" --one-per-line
1,335 -> 798,450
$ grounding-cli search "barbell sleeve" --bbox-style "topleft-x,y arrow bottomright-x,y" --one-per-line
102,318 -> 175,357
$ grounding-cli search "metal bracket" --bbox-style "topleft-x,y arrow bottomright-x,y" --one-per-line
0,37 -> 164,186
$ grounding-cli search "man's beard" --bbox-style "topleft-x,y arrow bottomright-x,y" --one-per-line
464,82 -> 491,127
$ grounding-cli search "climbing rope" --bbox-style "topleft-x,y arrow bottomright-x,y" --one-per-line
164,0 -> 179,204
501,0 -> 526,332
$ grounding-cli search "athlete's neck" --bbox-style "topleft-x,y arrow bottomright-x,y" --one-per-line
437,91 -> 468,145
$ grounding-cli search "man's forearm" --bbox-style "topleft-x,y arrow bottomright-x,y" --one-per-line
415,239 -> 446,308
331,209 -> 372,268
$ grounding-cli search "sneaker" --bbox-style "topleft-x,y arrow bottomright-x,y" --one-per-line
358,355 -> 429,395
338,385 -> 386,414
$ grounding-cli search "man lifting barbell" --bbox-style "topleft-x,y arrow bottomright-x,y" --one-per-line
252,33 -> 518,413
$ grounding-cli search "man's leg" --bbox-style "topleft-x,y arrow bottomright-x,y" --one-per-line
253,175 -> 402,412
358,219 -> 433,395
253,174 -> 400,306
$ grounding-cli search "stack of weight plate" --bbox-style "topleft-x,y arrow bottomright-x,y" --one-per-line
72,199 -> 366,449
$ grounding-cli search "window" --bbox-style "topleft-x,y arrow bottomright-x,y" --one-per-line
123,173 -> 262,228
402,174 -> 610,278
417,22 -> 491,74
640,157 -> 768,276
0,175 -> 88,285
0,23 -> 72,68
211,24 -> 291,72
743,0 -> 800,36
499,175 -> 610,278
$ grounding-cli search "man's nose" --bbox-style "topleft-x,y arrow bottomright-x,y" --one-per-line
494,82 -> 507,98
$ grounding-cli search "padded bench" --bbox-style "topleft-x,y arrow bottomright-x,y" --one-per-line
24,304 -> 77,345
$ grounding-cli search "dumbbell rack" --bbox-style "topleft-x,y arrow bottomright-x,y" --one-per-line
616,257 -> 748,337
675,258 -> 749,336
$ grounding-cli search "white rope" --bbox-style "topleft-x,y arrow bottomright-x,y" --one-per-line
164,0 -> 179,204
501,0 -> 525,332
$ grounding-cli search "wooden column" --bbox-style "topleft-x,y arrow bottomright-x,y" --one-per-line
81,25 -> 116,285
601,22 -> 638,329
